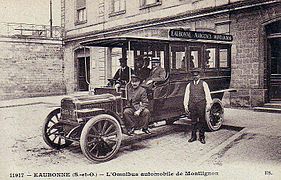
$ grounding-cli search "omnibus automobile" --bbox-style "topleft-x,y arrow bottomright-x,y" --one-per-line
42,30 -> 235,162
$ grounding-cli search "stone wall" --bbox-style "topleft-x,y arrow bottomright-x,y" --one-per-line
230,4 -> 281,107
0,37 -> 65,100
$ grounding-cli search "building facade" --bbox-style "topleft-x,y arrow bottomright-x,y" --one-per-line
62,0 -> 281,107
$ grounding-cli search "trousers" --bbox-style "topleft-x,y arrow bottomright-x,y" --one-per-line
123,108 -> 150,129
189,101 -> 206,138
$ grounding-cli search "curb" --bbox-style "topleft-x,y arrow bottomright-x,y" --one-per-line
0,102 -> 45,109
195,127 -> 248,166
0,101 -> 60,109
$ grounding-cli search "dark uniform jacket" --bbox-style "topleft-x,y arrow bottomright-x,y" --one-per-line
126,84 -> 149,112
135,67 -> 151,82
113,66 -> 134,83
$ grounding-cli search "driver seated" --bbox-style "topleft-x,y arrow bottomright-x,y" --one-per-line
112,57 -> 134,90
123,74 -> 151,135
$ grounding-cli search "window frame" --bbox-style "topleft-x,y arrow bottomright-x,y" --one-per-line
204,45 -> 219,70
109,0 -> 126,17
188,45 -> 202,71
169,45 -> 187,73
75,0 -> 87,25
218,45 -> 231,69
139,0 -> 162,9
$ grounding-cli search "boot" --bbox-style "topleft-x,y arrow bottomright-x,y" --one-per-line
188,131 -> 197,143
199,131 -> 206,144
199,137 -> 206,144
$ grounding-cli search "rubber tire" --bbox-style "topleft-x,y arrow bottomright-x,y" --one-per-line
42,108 -> 72,149
80,114 -> 122,163
205,98 -> 224,131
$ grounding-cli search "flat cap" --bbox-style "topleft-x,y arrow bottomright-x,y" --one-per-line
190,68 -> 202,75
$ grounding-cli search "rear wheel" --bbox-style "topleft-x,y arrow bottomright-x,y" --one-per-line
42,108 -> 72,149
80,114 -> 122,162
205,99 -> 224,131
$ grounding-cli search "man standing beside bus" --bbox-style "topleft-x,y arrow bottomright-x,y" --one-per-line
183,69 -> 212,144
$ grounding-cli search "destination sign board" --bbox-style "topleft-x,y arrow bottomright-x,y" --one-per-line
169,29 -> 233,42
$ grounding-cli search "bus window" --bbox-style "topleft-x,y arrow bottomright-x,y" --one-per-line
190,49 -> 199,69
205,48 -> 216,68
112,48 -> 122,75
219,48 -> 229,68
170,46 -> 185,72
143,50 -> 165,69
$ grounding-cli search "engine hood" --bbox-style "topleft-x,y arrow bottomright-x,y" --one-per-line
61,93 -> 121,105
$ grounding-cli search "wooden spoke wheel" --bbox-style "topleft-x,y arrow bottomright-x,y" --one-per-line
42,108 -> 72,149
205,99 -> 224,131
80,114 -> 122,162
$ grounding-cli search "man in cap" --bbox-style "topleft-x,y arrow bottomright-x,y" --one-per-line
123,74 -> 151,135
113,57 -> 133,86
183,69 -> 212,144
145,57 -> 166,86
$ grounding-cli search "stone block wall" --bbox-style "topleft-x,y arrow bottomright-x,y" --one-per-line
230,4 -> 281,107
0,37 -> 65,100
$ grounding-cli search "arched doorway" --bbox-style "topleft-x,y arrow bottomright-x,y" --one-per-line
75,48 -> 90,91
266,20 -> 281,101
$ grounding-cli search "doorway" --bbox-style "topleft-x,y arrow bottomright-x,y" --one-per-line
266,20 -> 281,101
77,57 -> 90,91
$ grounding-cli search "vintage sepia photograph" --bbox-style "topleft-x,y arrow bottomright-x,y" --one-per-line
1,0 -> 281,179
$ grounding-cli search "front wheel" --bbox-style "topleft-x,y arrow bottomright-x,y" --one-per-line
80,114 -> 122,162
205,99 -> 224,131
42,108 -> 72,149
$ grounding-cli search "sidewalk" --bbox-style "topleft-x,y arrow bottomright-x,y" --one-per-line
224,108 -> 281,136
0,92 -> 89,108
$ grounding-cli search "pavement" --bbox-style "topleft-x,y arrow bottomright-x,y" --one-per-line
1,94 -> 281,179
